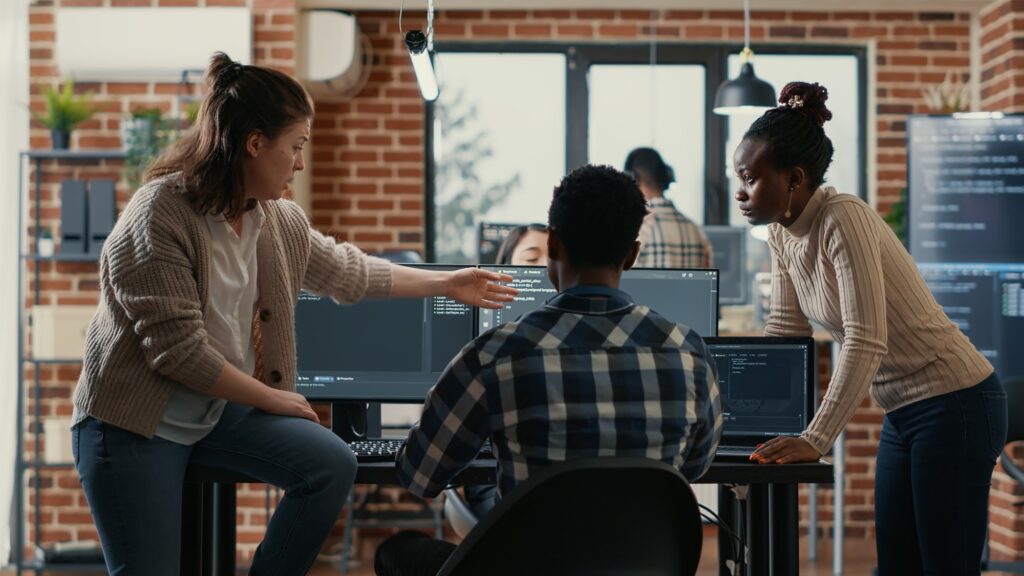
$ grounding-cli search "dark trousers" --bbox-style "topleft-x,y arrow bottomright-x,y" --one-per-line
875,373 -> 1007,576
375,486 -> 495,576
73,403 -> 358,576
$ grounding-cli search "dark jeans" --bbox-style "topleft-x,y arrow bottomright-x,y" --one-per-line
875,373 -> 1007,576
374,485 -> 495,576
72,403 -> 358,576
463,484 -> 499,518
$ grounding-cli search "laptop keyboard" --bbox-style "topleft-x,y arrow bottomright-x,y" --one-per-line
349,439 -> 495,462
715,445 -> 757,460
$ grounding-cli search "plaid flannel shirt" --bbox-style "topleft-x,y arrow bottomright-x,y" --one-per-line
637,197 -> 713,269
397,284 -> 722,499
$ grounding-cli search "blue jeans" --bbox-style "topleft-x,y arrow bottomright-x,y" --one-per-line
72,403 -> 357,576
875,374 -> 1006,576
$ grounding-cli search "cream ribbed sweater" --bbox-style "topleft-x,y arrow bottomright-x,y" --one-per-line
766,187 -> 993,454
73,176 -> 393,438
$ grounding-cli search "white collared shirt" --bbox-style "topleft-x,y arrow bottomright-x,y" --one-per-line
155,204 -> 265,445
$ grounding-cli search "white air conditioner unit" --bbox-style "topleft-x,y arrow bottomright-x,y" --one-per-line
298,10 -> 366,98
56,7 -> 252,82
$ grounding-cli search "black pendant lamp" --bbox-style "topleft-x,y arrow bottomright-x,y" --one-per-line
713,0 -> 776,115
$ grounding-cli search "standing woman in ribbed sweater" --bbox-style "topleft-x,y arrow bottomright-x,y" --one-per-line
70,53 -> 516,576
737,82 -> 1006,574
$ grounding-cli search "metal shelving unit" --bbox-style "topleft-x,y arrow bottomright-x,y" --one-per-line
14,149 -> 124,575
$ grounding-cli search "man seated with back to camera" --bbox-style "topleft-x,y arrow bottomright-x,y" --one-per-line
374,164 -> 724,576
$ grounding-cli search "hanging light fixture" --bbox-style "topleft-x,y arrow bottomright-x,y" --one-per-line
402,0 -> 440,102
713,0 -> 776,115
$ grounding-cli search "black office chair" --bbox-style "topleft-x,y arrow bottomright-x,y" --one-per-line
436,457 -> 703,576
982,376 -> 1024,573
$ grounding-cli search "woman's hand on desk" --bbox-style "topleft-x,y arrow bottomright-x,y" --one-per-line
261,389 -> 320,425
446,268 -> 518,310
749,436 -> 820,464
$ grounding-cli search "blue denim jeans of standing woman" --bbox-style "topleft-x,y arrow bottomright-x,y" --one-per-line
875,373 -> 1007,576
73,402 -> 357,576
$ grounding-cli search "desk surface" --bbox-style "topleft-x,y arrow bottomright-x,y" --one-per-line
352,458 -> 834,486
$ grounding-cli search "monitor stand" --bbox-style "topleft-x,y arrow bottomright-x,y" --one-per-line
330,401 -> 382,442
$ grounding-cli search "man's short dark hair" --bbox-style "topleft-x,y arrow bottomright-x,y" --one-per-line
547,164 -> 649,269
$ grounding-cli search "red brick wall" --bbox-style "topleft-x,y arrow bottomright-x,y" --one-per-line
981,0 -> 1024,112
23,0 -> 299,564
320,9 -> 974,254
979,0 -> 1024,562
24,0 -> 1024,567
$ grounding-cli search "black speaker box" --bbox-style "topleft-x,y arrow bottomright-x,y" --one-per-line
87,179 -> 116,255
59,180 -> 88,255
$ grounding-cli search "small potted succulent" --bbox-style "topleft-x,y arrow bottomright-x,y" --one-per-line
37,228 -> 55,258
32,80 -> 96,150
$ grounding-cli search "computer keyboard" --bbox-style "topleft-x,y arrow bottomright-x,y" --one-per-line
350,439 -> 407,462
349,439 -> 496,462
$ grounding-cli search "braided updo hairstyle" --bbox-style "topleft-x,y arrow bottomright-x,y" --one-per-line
742,82 -> 835,191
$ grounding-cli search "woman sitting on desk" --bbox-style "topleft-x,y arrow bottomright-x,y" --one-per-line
737,81 -> 1005,574
70,52 -> 515,576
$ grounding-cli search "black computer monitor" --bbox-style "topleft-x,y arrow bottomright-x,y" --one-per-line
477,222 -> 525,264
294,264 -> 475,402
703,225 -> 748,305
477,265 -> 719,337
908,115 -> 1024,380
704,337 -> 816,440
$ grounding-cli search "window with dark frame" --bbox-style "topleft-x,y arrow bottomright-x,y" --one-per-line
425,43 -> 867,264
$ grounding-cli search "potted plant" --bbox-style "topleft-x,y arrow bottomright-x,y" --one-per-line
37,228 -> 55,258
123,107 -> 174,191
32,80 -> 95,150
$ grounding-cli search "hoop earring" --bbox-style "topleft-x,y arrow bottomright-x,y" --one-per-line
784,186 -> 795,219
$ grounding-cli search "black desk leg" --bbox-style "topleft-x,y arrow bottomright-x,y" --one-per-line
202,483 -> 216,575
213,483 -> 237,576
747,484 -> 771,576
181,483 -> 204,575
770,483 -> 799,576
718,485 -> 738,576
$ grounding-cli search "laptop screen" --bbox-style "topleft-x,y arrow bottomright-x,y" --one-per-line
704,337 -> 816,439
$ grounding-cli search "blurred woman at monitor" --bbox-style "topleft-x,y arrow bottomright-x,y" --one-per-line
735,81 -> 1003,575
495,223 -> 549,266
624,147 -> 712,268
70,52 -> 516,576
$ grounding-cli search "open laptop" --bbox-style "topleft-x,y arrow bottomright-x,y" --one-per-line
704,337 -> 817,460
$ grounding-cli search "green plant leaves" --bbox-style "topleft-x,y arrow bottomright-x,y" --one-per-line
32,79 -> 96,132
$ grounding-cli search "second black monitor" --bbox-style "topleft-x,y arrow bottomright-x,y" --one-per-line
703,225 -> 748,305
478,265 -> 719,337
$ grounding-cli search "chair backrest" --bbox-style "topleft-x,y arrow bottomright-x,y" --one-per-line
1004,377 -> 1024,444
437,457 -> 703,576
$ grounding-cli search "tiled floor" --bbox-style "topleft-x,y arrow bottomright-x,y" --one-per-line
326,534 -> 878,576
3,537 -> 1017,575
